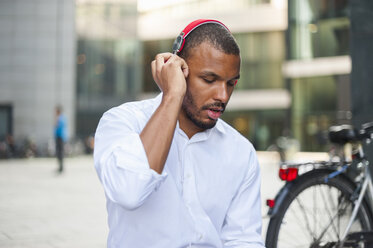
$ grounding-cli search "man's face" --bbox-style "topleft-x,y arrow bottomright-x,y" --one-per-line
180,41 -> 240,134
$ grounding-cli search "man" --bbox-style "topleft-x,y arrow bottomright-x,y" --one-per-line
94,19 -> 265,247
55,105 -> 67,173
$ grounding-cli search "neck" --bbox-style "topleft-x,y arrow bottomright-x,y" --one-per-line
178,110 -> 204,139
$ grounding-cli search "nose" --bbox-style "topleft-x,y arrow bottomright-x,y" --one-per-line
213,81 -> 229,103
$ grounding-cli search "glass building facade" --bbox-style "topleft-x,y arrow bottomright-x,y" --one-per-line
75,0 -> 290,151
287,0 -> 350,151
75,0 -> 141,137
291,76 -> 337,151
74,0 -> 351,153
288,0 -> 349,60
223,109 -> 287,151
139,0 -> 271,15
142,39 -> 173,93
235,32 -> 285,90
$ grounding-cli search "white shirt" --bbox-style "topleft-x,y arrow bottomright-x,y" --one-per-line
94,94 -> 265,248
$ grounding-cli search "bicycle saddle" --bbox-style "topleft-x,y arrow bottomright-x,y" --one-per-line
328,125 -> 358,144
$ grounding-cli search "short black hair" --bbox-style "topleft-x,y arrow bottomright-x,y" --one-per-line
178,23 -> 240,60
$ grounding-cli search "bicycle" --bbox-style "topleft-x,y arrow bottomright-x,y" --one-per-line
265,122 -> 373,248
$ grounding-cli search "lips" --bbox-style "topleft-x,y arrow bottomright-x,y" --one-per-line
207,108 -> 223,120
202,102 -> 225,120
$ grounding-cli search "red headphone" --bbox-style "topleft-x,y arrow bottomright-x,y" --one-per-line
172,19 -> 230,55
172,19 -> 238,86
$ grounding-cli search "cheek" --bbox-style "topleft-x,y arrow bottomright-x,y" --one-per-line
186,78 -> 204,102
186,75 -> 217,107
191,80 -> 211,99
184,89 -> 204,115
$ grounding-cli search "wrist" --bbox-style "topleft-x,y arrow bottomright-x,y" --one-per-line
162,91 -> 185,106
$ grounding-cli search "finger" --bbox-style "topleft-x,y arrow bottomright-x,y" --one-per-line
156,52 -> 173,58
155,54 -> 167,79
166,55 -> 189,78
151,60 -> 157,83
155,53 -> 173,66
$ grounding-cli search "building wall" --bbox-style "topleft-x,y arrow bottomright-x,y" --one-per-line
0,0 -> 76,149
75,0 -> 140,138
286,0 -> 351,151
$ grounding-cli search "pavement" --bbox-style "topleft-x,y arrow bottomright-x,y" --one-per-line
0,152 -> 328,247
0,156 -> 107,248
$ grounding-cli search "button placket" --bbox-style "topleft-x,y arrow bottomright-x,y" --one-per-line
182,145 -> 203,245
181,137 -> 217,245
177,132 -> 188,196
183,143 -> 196,205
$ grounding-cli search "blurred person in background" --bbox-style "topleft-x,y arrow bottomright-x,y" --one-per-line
94,19 -> 264,248
5,134 -> 16,157
55,105 -> 67,173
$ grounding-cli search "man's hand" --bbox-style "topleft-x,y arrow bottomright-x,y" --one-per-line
140,53 -> 188,174
151,53 -> 189,98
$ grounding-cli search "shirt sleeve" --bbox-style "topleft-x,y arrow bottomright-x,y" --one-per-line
93,104 -> 168,211
221,147 -> 265,248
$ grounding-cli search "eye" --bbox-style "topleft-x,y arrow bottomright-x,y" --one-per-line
227,80 -> 236,87
203,78 -> 215,84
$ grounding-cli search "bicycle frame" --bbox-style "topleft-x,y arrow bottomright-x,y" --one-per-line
266,122 -> 373,248
340,160 -> 373,245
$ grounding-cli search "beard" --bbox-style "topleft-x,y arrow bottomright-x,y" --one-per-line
181,88 -> 226,130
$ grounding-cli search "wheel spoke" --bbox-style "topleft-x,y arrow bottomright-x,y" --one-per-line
267,170 -> 371,248
327,185 -> 340,237
319,184 -> 340,240
313,187 -> 351,244
295,197 -> 316,241
313,185 -> 317,239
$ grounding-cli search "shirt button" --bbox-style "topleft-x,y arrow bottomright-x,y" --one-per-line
199,234 -> 203,240
186,174 -> 191,179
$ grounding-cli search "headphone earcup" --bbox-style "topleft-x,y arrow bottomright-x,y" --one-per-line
172,34 -> 184,54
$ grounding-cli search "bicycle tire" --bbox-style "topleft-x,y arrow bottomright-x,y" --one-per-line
266,169 -> 373,248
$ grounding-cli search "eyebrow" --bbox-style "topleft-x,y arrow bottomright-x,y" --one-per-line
199,71 -> 240,81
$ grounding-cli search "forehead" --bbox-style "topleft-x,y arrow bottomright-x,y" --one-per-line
186,42 -> 240,79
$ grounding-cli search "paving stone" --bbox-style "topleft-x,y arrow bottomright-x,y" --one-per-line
0,152 -> 324,247
0,156 -> 107,248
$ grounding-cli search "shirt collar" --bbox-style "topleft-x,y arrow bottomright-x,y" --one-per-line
215,119 -> 226,135
175,118 -> 226,143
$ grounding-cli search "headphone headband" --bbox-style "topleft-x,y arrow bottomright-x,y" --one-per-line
172,19 -> 230,54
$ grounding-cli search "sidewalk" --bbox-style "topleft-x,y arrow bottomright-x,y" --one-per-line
0,152 -> 328,247
0,156 -> 107,248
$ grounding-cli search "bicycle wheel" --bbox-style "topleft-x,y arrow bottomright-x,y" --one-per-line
266,169 -> 373,248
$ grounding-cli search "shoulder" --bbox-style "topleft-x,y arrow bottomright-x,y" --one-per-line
97,94 -> 162,134
102,94 -> 161,123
